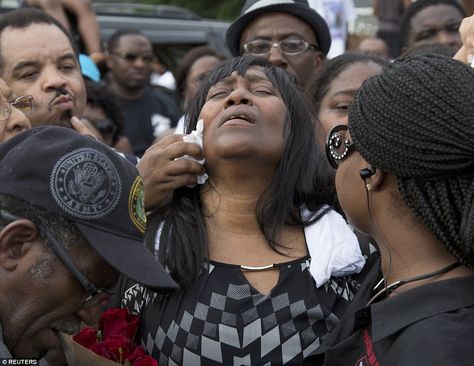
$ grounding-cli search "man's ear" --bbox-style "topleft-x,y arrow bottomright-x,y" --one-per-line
314,53 -> 325,71
0,219 -> 39,271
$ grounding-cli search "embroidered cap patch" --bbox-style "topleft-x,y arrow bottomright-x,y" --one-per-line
50,148 -> 121,219
128,176 -> 147,233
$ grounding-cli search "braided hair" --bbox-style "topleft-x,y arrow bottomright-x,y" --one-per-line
349,54 -> 474,268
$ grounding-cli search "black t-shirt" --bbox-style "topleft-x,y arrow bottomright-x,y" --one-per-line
116,87 -> 179,157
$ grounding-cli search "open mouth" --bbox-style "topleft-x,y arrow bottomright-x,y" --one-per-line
221,112 -> 255,127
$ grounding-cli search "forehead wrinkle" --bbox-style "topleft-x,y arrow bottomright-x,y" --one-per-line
11,51 -> 77,75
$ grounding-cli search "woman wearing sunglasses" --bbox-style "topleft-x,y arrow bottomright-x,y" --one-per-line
322,55 -> 474,365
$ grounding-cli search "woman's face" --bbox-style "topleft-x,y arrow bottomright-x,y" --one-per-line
198,66 -> 287,170
184,55 -> 222,103
334,132 -> 371,233
0,78 -> 31,142
317,62 -> 382,145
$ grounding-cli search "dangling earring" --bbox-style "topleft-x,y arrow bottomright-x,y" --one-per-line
366,183 -> 372,191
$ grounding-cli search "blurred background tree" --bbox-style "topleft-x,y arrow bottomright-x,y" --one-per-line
141,0 -> 245,20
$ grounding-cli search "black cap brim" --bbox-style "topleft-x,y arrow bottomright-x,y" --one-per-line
76,222 -> 178,291
225,3 -> 331,57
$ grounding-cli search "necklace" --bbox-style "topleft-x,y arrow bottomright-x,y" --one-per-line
366,261 -> 461,306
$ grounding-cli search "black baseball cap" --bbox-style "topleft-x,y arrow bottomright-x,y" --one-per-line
226,0 -> 332,57
0,126 -> 177,290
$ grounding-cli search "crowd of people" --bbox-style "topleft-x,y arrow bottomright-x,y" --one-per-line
0,0 -> 473,365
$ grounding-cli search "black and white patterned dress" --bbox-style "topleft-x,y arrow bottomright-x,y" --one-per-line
115,207 -> 375,365
118,257 -> 360,365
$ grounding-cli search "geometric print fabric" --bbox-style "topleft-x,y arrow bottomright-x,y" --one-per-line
123,259 -> 358,365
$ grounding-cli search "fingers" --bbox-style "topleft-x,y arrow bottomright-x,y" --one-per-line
458,15 -> 474,64
454,45 -> 469,63
71,116 -> 98,138
138,153 -> 205,182
151,133 -> 204,161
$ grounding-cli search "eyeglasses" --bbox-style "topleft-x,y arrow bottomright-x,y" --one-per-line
243,38 -> 320,56
94,119 -> 118,141
0,209 -> 110,308
0,95 -> 34,121
111,51 -> 155,64
326,124 -> 355,169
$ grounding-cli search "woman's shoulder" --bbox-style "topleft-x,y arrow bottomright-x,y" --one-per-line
385,308 -> 474,365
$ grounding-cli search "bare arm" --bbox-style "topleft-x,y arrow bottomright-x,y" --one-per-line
60,0 -> 102,55
373,0 -> 380,16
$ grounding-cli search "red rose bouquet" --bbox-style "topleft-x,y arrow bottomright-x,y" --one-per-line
60,308 -> 157,366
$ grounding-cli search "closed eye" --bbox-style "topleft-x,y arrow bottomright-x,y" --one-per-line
207,89 -> 230,99
59,63 -> 77,72
18,70 -> 39,81
252,88 -> 274,95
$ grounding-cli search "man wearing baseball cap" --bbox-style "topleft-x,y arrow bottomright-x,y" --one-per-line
226,0 -> 331,89
0,126 -> 176,361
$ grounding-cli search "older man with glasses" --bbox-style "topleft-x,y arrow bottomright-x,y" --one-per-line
226,0 -> 331,89
0,126 -> 176,362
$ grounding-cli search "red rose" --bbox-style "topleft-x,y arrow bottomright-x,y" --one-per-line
99,308 -> 140,340
72,327 -> 98,348
90,335 -> 134,363
133,356 -> 159,366
124,344 -> 146,363
89,341 -> 117,361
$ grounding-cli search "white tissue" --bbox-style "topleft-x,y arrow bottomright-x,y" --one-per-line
302,205 -> 366,287
177,119 -> 208,187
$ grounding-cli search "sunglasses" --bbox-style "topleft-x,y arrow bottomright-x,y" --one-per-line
94,119 -> 118,141
326,124 -> 355,169
112,51 -> 155,64
0,209 -> 111,308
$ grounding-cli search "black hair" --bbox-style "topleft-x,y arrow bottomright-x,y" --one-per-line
147,56 -> 335,288
84,80 -> 124,145
174,46 -> 226,108
309,53 -> 389,118
0,8 -> 78,72
400,0 -> 466,47
106,28 -> 147,53
349,54 -> 474,268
